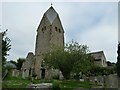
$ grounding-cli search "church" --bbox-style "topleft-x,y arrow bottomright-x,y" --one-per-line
21,6 -> 64,79
21,5 -> 107,79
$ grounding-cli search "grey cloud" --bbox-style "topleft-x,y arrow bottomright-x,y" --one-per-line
2,2 -> 118,62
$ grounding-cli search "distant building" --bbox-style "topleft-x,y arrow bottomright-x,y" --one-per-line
21,52 -> 35,78
90,51 -> 107,67
106,61 -> 116,68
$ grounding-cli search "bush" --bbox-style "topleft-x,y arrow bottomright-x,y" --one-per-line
89,66 -> 115,76
52,75 -> 59,80
52,83 -> 60,90
52,80 -> 60,90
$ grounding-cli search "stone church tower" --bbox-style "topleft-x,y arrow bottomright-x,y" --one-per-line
35,6 -> 64,78
22,6 -> 64,79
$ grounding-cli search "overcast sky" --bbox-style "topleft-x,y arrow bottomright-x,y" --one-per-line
2,2 -> 118,62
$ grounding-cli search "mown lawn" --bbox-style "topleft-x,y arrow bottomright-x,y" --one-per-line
2,76 -> 96,90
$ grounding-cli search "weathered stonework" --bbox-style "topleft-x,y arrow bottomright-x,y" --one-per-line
21,6 -> 109,80
12,69 -> 19,77
90,51 -> 107,67
89,74 -> 120,88
21,52 -> 35,79
34,6 -> 64,79
22,6 -> 64,79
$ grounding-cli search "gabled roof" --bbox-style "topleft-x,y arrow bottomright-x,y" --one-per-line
44,6 -> 58,24
89,51 -> 106,60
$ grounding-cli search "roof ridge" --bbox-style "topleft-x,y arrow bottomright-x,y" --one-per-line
44,6 -> 58,24
89,51 -> 103,54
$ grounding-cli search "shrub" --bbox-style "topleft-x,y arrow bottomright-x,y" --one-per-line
52,80 -> 61,90
52,83 -> 60,90
52,75 -> 59,80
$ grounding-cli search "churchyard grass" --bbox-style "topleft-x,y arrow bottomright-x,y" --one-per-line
2,76 -> 30,88
2,76 -> 95,89
59,80 -> 94,89
52,80 -> 95,90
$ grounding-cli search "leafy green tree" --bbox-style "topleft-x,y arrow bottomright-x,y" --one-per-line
2,29 -> 11,64
10,60 -> 17,67
72,53 -> 94,76
2,30 -> 11,76
43,41 -> 94,79
116,43 -> 120,77
9,58 -> 25,70
90,65 -> 116,76
16,58 -> 25,70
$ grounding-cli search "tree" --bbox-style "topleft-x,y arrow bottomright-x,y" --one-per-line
2,30 -> 11,76
72,53 -> 94,76
16,58 -> 25,70
43,41 -> 94,79
89,66 -> 115,76
116,42 -> 120,77
10,60 -> 17,67
9,58 -> 25,70
2,29 -> 11,64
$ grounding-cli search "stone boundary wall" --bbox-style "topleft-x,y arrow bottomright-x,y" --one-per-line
89,74 -> 120,88
105,74 -> 120,88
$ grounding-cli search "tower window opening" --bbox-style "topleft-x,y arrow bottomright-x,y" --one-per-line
55,27 -> 57,31
42,28 -> 43,31
59,29 -> 61,33
42,28 -> 44,33
45,26 -> 46,30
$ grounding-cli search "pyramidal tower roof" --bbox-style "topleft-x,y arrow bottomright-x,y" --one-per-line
44,6 -> 58,24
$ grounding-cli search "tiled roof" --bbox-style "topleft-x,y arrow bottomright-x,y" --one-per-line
45,6 -> 58,24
